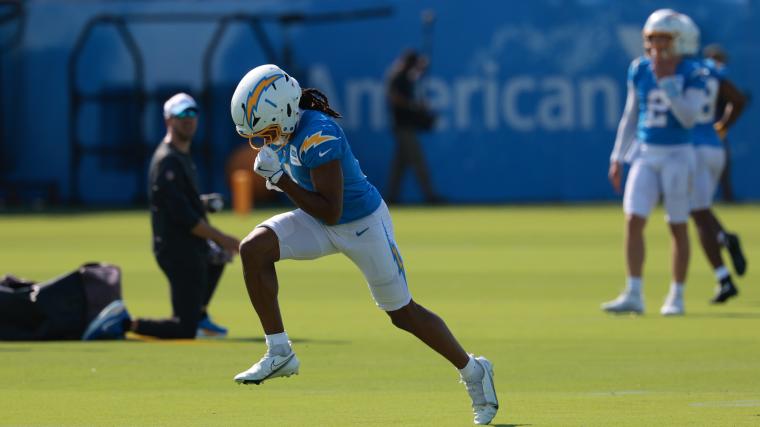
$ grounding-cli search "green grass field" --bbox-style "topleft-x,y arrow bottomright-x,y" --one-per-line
1,205 -> 759,426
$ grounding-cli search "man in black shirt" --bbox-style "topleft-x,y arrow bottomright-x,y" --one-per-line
386,49 -> 442,204
83,93 -> 240,340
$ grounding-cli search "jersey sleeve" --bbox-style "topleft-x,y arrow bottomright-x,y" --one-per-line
627,57 -> 642,86
715,64 -> 729,81
685,62 -> 708,91
299,121 -> 346,168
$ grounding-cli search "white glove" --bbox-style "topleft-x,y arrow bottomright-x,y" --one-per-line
253,145 -> 284,184
265,180 -> 283,192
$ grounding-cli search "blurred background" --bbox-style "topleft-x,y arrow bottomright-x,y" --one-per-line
0,0 -> 757,208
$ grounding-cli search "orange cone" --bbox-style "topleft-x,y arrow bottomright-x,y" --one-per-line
231,169 -> 253,214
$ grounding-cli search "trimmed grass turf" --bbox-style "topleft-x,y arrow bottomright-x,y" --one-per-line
1,205 -> 759,426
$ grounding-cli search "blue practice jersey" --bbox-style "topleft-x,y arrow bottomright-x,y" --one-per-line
692,58 -> 724,148
630,57 -> 706,145
279,109 -> 382,224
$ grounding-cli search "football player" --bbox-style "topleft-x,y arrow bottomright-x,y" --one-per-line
228,65 -> 498,425
604,9 -> 707,316
678,13 -> 747,303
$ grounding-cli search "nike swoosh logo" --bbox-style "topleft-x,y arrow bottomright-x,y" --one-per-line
318,148 -> 332,157
355,227 -> 369,236
267,353 -> 295,377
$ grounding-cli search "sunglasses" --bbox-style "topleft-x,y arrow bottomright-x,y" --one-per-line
174,109 -> 198,119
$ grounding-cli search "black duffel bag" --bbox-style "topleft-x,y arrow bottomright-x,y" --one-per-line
0,263 -> 121,340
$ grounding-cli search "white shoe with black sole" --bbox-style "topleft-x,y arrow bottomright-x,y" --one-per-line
234,351 -> 300,385
461,356 -> 499,425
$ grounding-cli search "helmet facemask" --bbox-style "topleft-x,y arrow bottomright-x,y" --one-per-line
644,32 -> 677,60
238,124 -> 288,153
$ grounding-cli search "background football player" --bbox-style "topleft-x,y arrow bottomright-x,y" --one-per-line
677,13 -> 747,304
605,9 -> 708,316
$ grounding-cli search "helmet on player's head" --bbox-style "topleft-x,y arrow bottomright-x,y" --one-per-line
642,9 -> 686,57
230,64 -> 301,150
677,13 -> 700,57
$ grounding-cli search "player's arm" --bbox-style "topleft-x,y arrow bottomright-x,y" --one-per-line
191,220 -> 240,254
658,77 -> 705,128
156,159 -> 239,253
609,82 -> 639,193
714,78 -> 747,137
276,160 -> 344,225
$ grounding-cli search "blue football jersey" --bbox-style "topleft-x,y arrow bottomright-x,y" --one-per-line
278,109 -> 382,224
630,57 -> 707,145
692,58 -> 724,148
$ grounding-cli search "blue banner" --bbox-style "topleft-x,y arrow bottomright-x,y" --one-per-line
2,0 -> 758,203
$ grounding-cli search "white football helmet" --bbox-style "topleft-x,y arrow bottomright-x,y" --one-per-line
677,13 -> 700,56
230,64 -> 301,149
642,9 -> 687,57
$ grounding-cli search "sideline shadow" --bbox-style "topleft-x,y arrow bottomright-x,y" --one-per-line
687,312 -> 760,319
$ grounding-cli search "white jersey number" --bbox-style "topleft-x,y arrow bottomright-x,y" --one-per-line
698,77 -> 720,124
644,89 -> 669,128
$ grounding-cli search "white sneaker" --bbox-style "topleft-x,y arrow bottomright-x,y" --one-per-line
601,292 -> 644,314
460,356 -> 499,425
660,292 -> 684,316
233,350 -> 300,385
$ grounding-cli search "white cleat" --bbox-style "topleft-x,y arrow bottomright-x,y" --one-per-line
660,292 -> 685,316
461,356 -> 499,425
233,350 -> 300,385
601,292 -> 644,314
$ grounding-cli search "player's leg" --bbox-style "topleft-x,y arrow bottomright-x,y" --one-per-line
234,209 -> 338,384
690,147 -> 739,302
239,227 -> 283,335
669,222 -> 690,284
715,213 -> 747,277
335,202 -> 497,424
700,144 -> 746,274
660,148 -> 694,316
197,261 -> 228,338
602,158 -> 657,314
626,214 -> 647,280
131,252 -> 206,338
704,211 -> 746,280
691,209 -> 725,269
388,300 -> 497,424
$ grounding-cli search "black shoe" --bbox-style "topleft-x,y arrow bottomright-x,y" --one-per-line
724,233 -> 747,276
711,277 -> 739,304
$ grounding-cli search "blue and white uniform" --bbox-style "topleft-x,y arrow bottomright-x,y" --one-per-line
610,56 -> 707,223
258,110 -> 411,311
691,58 -> 726,210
